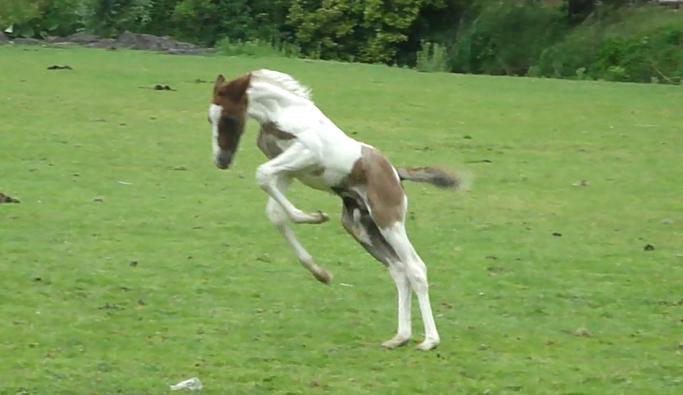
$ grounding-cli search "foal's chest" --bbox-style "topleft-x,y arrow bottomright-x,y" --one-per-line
255,123 -> 339,192
256,123 -> 293,159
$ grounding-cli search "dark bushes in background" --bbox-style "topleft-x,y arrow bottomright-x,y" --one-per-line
536,5 -> 683,83
448,0 -> 566,76
1,0 -> 681,84
0,0 -> 85,38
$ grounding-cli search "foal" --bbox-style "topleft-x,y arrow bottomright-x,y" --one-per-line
207,69 -> 460,351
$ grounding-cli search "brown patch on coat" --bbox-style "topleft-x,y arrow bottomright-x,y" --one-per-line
211,73 -> 252,153
262,122 -> 295,140
339,190 -> 400,267
256,122 -> 296,159
341,146 -> 405,228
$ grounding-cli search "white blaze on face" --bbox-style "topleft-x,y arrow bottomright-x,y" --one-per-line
208,103 -> 223,157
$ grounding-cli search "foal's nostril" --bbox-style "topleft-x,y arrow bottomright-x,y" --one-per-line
214,152 -> 232,169
214,159 -> 229,169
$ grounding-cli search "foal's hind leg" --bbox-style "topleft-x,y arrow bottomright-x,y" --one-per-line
266,176 -> 332,284
378,221 -> 440,351
340,203 -> 397,266
340,202 -> 412,348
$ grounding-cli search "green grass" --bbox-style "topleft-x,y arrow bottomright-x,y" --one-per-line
1,45 -> 683,395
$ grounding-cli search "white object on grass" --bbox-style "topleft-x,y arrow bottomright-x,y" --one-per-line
170,377 -> 202,391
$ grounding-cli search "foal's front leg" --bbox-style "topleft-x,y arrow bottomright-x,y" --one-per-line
266,176 -> 332,284
256,142 -> 328,224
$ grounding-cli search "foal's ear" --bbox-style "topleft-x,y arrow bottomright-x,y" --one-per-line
224,72 -> 252,102
213,74 -> 226,95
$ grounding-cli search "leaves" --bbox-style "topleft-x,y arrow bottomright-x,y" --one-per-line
287,0 -> 433,63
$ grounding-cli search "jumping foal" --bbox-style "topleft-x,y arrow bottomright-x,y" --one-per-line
207,69 -> 460,351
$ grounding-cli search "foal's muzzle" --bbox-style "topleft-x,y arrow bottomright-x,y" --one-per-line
214,151 -> 233,169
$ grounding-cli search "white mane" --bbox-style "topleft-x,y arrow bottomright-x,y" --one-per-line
251,69 -> 313,101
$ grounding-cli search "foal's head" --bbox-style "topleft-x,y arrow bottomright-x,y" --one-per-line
208,72 -> 252,169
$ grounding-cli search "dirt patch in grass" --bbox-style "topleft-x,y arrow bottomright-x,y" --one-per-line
0,192 -> 20,203
1,30 -> 210,56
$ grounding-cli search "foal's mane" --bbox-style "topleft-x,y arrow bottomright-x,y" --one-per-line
251,69 -> 313,101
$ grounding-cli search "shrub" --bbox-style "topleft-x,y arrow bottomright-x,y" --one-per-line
534,18 -> 604,79
215,38 -> 300,59
285,0 -> 365,62
449,0 -> 566,76
416,41 -> 449,72
285,0 -> 444,64
83,0 -> 153,38
169,0 -> 224,46
137,0 -> 182,37
0,0 -> 40,30
170,0 -> 288,47
535,5 -> 683,84
1,0 -> 85,38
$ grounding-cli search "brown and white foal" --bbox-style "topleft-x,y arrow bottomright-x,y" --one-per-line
207,69 -> 460,351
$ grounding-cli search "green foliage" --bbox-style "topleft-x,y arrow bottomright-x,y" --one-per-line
37,0 -> 86,36
415,41 -> 449,72
0,0 -> 85,38
169,0 -> 290,47
358,0 -> 430,63
593,29 -> 683,83
0,0 -> 41,31
84,0 -> 153,38
534,18 -> 603,79
396,0 -> 471,66
215,38 -> 300,59
172,0 -> 254,46
286,0 -> 365,62
138,0 -> 182,36
286,0 -> 441,64
536,5 -> 683,84
169,0 -> 222,45
3,0 -> 681,85
249,0 -> 293,46
449,0 -> 566,75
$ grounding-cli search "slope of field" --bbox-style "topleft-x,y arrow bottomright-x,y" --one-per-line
1,45 -> 682,395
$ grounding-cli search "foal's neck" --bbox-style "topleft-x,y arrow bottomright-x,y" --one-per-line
246,81 -> 307,125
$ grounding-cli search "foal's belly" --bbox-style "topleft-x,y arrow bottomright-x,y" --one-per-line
294,163 -> 354,193
294,171 -> 336,193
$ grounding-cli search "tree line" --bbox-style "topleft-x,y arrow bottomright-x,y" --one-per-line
1,0 -> 681,84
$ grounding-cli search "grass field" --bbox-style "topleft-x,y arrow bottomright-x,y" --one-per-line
1,45 -> 682,395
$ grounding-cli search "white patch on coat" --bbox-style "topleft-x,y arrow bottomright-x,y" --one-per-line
208,103 -> 223,157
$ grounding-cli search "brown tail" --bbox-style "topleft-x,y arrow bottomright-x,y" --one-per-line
396,166 -> 461,190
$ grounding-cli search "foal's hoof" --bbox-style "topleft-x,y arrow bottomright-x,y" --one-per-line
415,338 -> 440,351
381,335 -> 411,349
314,210 -> 329,223
312,268 -> 333,284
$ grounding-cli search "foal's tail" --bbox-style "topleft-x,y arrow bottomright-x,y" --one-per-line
396,166 -> 464,190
